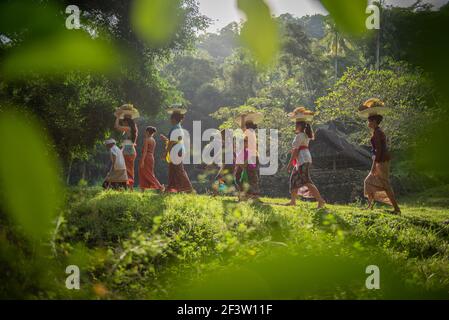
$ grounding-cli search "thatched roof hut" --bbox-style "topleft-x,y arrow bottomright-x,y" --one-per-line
309,123 -> 371,170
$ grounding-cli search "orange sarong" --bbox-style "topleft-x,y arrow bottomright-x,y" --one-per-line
124,153 -> 136,187
139,151 -> 162,190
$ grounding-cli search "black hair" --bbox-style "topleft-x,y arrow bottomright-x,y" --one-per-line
123,116 -> 137,143
368,114 -> 383,124
171,112 -> 184,123
146,126 -> 157,135
245,121 -> 257,130
296,121 -> 314,139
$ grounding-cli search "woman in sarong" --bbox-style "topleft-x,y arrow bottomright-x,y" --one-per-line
361,100 -> 400,214
212,129 -> 236,195
103,138 -> 128,190
139,126 -> 164,192
286,107 -> 325,209
234,113 -> 262,201
114,105 -> 139,190
160,109 -> 193,193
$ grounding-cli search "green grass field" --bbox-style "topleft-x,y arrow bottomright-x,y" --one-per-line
50,185 -> 449,299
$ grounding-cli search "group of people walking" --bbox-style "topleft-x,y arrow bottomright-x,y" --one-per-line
103,104 -> 193,193
103,99 -> 400,214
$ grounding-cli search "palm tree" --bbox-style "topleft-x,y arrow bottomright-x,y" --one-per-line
321,18 -> 353,80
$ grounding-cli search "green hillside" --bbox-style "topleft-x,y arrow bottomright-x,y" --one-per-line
48,186 -> 449,299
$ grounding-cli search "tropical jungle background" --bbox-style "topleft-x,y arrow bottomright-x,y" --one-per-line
1,0 -> 449,299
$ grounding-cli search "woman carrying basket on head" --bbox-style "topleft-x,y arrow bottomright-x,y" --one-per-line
234,112 -> 263,201
286,107 -> 325,209
160,106 -> 193,193
359,98 -> 401,214
114,104 -> 139,190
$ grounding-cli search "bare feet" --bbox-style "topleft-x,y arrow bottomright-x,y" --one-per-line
286,201 -> 296,206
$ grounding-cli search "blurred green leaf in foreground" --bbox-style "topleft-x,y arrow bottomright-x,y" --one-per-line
0,0 -> 122,78
237,0 -> 280,67
0,110 -> 62,240
320,0 -> 368,35
131,0 -> 182,45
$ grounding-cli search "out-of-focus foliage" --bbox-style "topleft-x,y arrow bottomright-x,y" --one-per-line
177,249 -> 421,299
70,0 -> 210,53
0,0 -> 209,165
3,183 -> 448,299
0,0 -> 208,298
320,0 -> 368,35
0,0 -> 122,78
1,31 -> 122,78
0,111 -> 62,240
0,110 -> 68,299
48,189 -> 449,298
131,0 -> 182,45
1,0 -> 449,300
237,0 -> 280,67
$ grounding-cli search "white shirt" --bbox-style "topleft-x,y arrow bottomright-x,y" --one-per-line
292,132 -> 312,165
110,145 -> 126,170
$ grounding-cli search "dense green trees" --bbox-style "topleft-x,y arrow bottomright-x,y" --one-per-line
197,22 -> 239,63
0,0 -> 209,165
1,0 -> 449,301
177,3 -> 449,180
2,0 -> 448,180
316,61 -> 436,150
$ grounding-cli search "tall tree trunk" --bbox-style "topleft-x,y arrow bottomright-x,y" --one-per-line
334,31 -> 339,80
376,29 -> 380,70
66,157 -> 73,185
81,162 -> 86,181
376,0 -> 384,70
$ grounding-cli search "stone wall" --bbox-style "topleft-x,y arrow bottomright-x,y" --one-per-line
191,166 -> 404,204
261,168 -> 403,204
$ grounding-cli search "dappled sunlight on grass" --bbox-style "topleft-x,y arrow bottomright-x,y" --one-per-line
1,0 -> 448,302
46,187 -> 449,299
